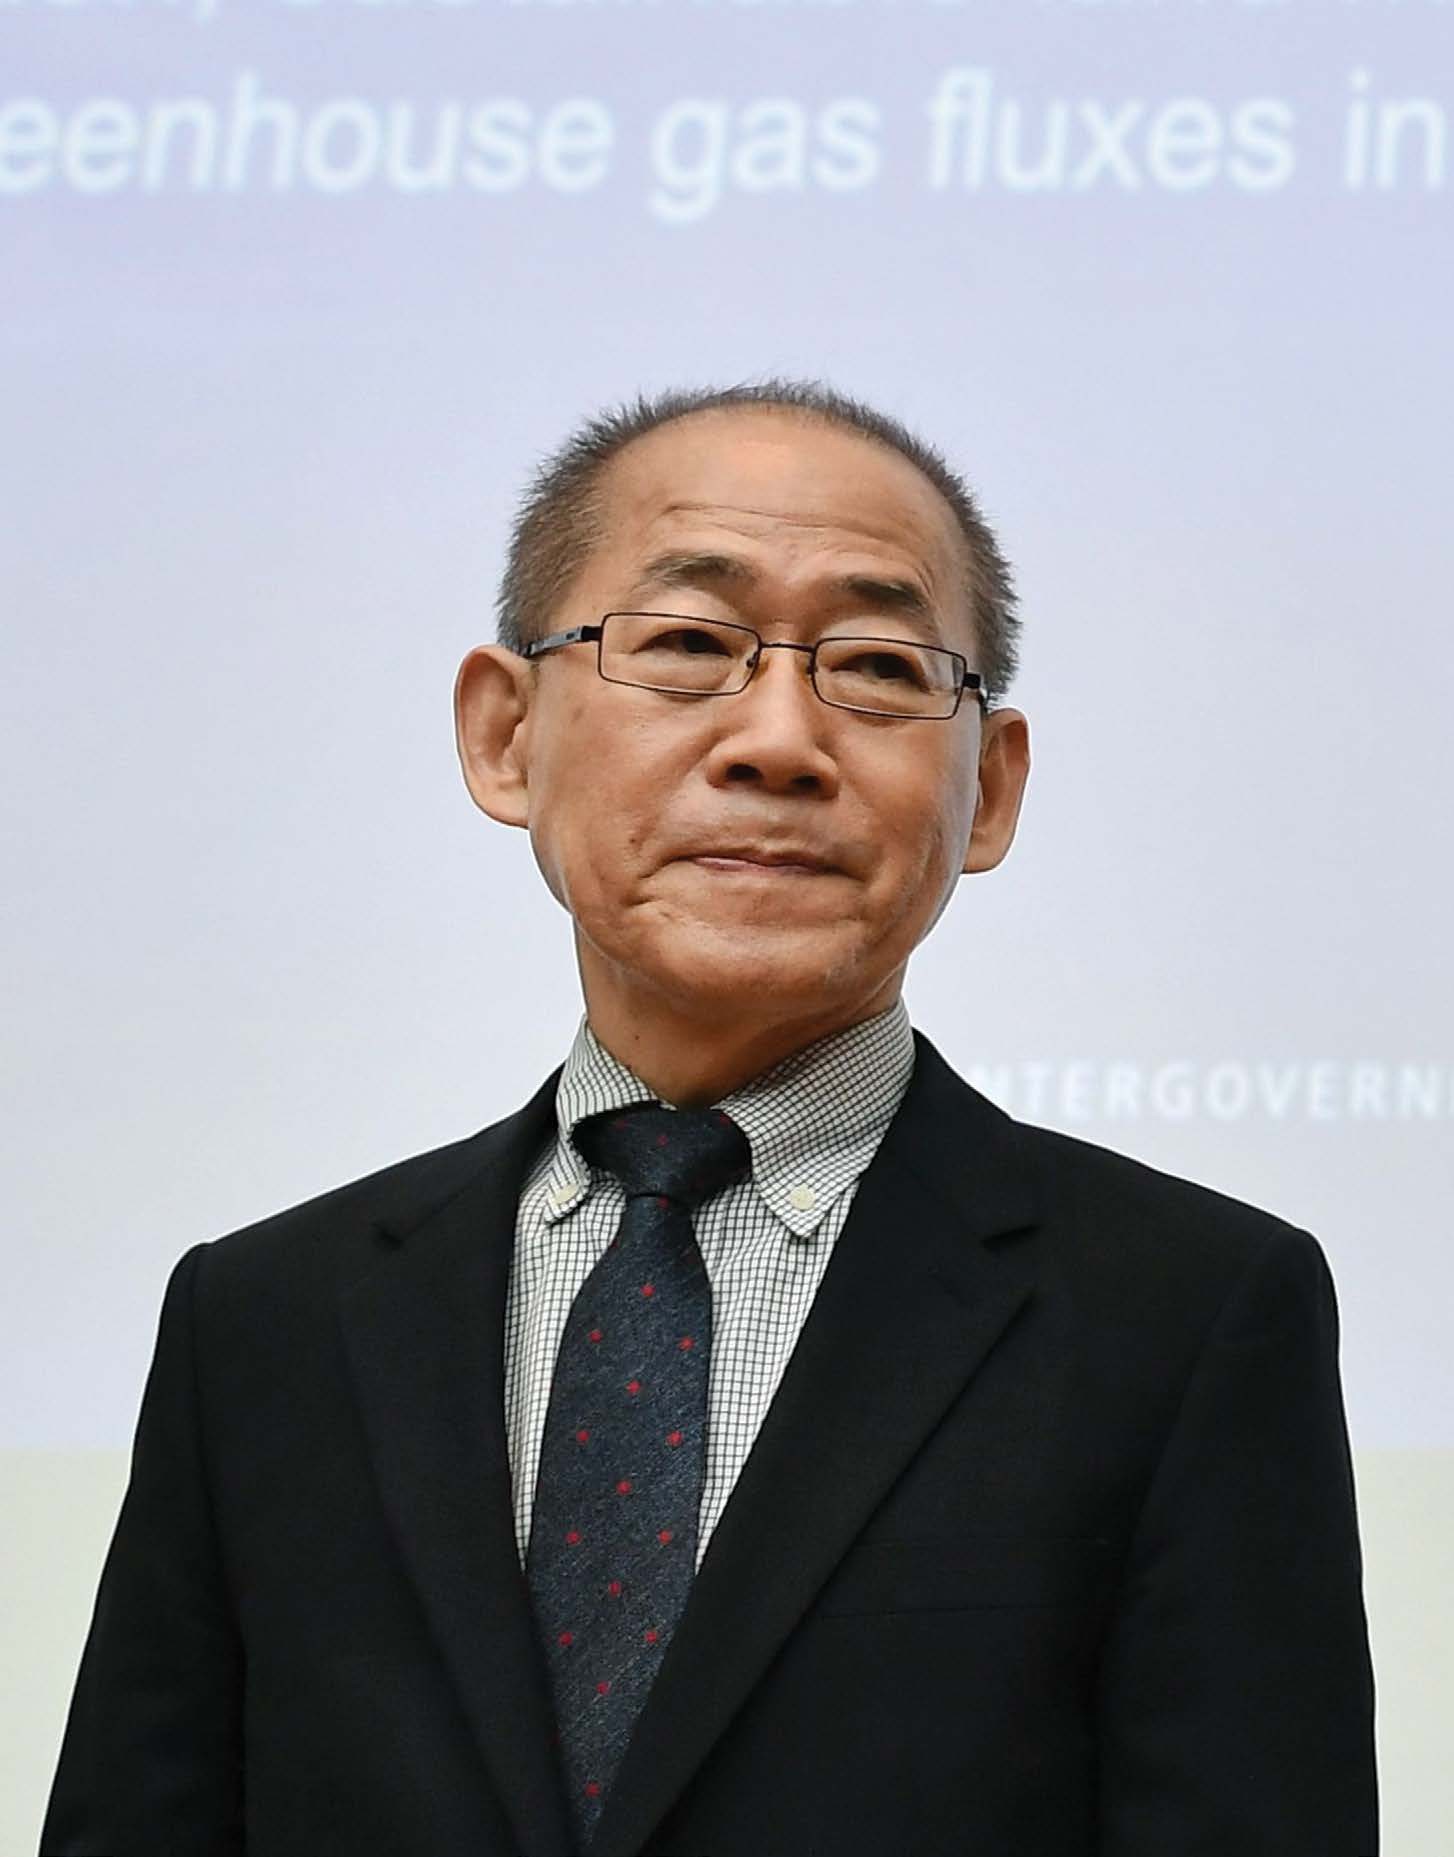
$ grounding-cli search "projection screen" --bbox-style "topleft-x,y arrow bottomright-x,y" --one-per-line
4,1 -> 1451,1847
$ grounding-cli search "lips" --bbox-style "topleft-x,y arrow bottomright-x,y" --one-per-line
686,846 -> 839,873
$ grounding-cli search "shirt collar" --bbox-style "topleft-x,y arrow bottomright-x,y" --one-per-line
539,999 -> 915,1240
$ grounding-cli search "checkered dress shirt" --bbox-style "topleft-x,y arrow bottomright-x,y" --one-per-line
503,999 -> 916,1572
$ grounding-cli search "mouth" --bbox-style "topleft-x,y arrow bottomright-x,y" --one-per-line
685,849 -> 840,877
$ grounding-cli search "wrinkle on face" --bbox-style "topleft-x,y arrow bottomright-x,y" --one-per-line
599,417 -> 971,648
658,497 -> 934,553
635,508 -> 957,626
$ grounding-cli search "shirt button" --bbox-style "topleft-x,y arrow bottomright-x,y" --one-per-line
788,1185 -> 817,1212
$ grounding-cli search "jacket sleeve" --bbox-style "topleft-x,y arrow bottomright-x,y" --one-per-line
1095,1226 -> 1378,1855
41,1244 -> 245,1856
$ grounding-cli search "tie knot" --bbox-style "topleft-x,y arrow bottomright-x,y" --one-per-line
574,1103 -> 751,1210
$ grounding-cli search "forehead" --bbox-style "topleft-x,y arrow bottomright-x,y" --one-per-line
590,408 -> 968,621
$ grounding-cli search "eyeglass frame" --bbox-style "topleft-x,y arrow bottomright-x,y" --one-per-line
519,612 -> 988,720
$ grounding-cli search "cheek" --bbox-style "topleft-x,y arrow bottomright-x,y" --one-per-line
528,777 -> 610,913
872,750 -> 976,890
526,706 -> 662,908
524,710 -> 595,908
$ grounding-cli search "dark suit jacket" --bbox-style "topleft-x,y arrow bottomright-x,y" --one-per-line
43,1034 -> 1377,1855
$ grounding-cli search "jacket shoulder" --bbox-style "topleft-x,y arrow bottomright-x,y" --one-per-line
194,1067 -> 560,1295
917,1032 -> 1312,1262
1016,1113 -> 1306,1238
1001,1110 -> 1330,1320
911,1038 -> 1324,1326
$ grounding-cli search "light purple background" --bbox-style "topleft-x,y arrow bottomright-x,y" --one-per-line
4,1 -> 1451,1449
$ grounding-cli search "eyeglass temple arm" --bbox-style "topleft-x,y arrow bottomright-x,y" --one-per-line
520,625 -> 604,659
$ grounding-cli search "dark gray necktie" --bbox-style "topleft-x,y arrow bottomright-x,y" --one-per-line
526,1102 -> 751,1850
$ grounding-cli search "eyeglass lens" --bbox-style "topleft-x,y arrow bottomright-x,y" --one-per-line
599,612 -> 963,718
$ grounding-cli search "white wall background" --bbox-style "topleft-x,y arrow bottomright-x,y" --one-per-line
3,1 -> 1450,1848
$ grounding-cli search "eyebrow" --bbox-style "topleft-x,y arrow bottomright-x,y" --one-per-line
626,551 -> 947,643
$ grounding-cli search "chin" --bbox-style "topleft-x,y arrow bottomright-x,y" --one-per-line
645,924 -> 866,1015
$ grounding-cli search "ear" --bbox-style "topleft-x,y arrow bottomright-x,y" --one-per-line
454,644 -> 535,829
963,707 -> 1030,874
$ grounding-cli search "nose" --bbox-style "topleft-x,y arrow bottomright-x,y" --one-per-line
699,643 -> 841,798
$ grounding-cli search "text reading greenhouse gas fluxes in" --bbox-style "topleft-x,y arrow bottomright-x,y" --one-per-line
0,70 -> 1447,218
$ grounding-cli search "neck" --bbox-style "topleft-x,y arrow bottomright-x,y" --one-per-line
577,959 -> 904,1108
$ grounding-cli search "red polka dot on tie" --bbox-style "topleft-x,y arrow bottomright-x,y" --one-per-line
576,1428 -> 590,1444
678,1336 -> 696,1351
656,1133 -> 670,1148
607,1579 -> 623,1597
565,1529 -> 582,1545
585,1779 -> 602,1797
597,1679 -> 611,1695
588,1328 -> 603,1344
658,1528 -> 674,1545
644,1628 -> 660,1644
616,1478 -> 633,1495
656,1195 -> 670,1209
666,1429 -> 684,1446
641,1282 -> 656,1298
626,1378 -> 641,1396
558,1630 -> 574,1647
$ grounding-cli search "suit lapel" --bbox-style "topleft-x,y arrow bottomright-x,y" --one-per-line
589,1035 -> 1041,1857
338,1072 -> 578,1857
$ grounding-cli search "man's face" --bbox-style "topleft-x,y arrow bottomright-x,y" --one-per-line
462,408 -> 1028,1029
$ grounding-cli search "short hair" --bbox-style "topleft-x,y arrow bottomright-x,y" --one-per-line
495,379 -> 1021,703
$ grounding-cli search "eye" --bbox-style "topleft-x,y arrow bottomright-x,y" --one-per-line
836,647 -> 930,688
637,623 -> 733,656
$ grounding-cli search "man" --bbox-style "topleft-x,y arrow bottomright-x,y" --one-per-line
43,381 -> 1377,1855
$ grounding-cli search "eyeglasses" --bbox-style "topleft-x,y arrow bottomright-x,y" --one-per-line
520,612 -> 986,721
